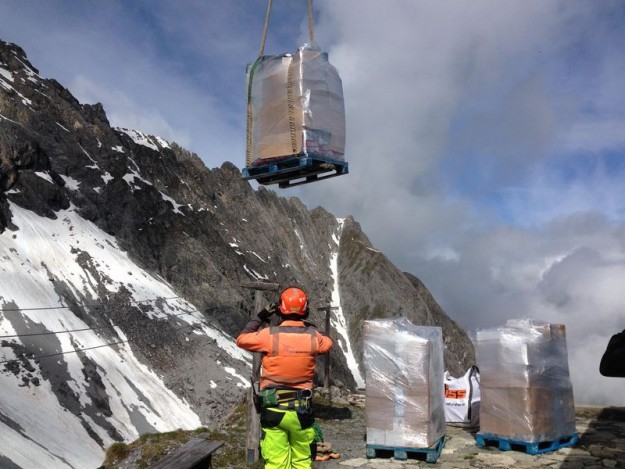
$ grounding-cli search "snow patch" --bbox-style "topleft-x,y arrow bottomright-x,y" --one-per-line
121,160 -> 183,214
244,264 -> 269,281
33,171 -> 54,184
0,66 -> 13,82
329,218 -> 365,387
56,122 -> 69,132
117,128 -> 162,151
223,367 -> 249,387
0,66 -> 32,106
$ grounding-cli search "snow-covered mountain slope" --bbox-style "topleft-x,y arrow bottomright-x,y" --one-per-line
0,202 -> 248,467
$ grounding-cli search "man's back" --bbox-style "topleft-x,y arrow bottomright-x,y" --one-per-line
600,329 -> 625,377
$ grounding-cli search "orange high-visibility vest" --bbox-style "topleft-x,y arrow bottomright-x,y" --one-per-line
236,320 -> 333,389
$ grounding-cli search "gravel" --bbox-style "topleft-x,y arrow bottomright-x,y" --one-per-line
312,394 -> 625,468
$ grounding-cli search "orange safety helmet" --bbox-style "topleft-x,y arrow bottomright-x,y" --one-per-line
279,287 -> 308,316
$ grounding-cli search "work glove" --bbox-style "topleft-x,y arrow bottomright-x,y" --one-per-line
257,301 -> 279,322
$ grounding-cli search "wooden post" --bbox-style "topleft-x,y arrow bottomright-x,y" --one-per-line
241,282 -> 280,466
317,306 -> 338,389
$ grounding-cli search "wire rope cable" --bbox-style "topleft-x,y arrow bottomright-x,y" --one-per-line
258,0 -> 273,57
0,340 -> 129,365
0,298 -> 220,339
307,0 -> 315,45
0,299 -> 243,364
0,296 -> 181,313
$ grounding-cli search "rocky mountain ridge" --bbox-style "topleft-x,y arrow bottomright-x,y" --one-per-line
0,39 -> 474,468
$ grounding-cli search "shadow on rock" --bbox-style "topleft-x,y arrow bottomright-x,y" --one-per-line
314,403 -> 353,420
565,406 -> 625,468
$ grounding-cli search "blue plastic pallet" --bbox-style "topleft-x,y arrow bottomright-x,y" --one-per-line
366,436 -> 445,463
242,154 -> 348,188
475,432 -> 579,455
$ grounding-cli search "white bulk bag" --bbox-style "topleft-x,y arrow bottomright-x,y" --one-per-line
444,365 -> 480,428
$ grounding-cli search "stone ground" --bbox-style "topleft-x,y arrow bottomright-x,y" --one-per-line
312,401 -> 625,468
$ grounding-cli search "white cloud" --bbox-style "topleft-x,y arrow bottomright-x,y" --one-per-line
2,0 -> 625,406
563,119 -> 625,154
415,214 -> 625,405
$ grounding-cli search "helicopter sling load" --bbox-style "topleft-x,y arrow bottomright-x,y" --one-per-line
242,0 -> 348,189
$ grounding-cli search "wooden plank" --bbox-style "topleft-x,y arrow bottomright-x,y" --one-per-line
316,305 -> 337,389
240,282 -> 280,291
148,438 -> 224,469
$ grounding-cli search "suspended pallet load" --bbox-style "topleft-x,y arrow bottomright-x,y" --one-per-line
243,0 -> 348,188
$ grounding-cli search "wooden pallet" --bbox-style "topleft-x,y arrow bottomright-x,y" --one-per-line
242,154 -> 348,188
475,432 -> 579,455
365,436 -> 445,464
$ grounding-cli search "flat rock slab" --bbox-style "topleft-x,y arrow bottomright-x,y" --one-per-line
313,406 -> 625,468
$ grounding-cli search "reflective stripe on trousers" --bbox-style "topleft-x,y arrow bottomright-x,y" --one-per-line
260,407 -> 316,469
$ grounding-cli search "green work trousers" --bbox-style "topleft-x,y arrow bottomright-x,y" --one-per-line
260,407 -> 316,469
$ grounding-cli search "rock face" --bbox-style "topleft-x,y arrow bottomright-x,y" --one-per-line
0,39 -> 475,467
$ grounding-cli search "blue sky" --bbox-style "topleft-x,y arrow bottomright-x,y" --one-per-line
2,0 -> 625,405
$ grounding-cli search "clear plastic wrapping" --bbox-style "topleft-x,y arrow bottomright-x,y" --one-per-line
363,318 -> 445,448
245,43 -> 346,166
476,318 -> 576,442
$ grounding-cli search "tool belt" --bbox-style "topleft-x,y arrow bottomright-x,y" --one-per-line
258,388 -> 313,412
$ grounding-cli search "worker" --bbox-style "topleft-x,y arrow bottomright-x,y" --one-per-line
236,287 -> 333,469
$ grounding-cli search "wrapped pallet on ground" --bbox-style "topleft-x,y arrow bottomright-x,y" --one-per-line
363,318 -> 445,449
476,318 -> 576,443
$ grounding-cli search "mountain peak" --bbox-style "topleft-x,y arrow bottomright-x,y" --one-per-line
0,38 -> 474,468
0,40 -> 39,76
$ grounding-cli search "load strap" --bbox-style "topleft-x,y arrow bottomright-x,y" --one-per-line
258,0 -> 315,58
